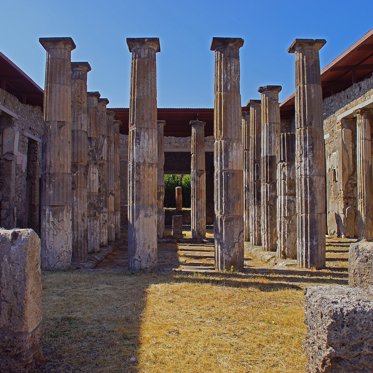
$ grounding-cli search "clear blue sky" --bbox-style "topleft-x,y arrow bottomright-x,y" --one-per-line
1,0 -> 372,108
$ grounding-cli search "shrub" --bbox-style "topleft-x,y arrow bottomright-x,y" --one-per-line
164,174 -> 191,208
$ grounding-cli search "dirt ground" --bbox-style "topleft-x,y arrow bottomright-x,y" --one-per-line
39,231 -> 350,373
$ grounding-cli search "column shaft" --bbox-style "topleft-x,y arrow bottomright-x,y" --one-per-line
248,101 -> 262,245
211,37 -> 244,271
289,39 -> 326,269
113,120 -> 121,239
242,112 -> 250,241
127,38 -> 160,271
71,62 -> 90,261
259,85 -> 281,252
356,110 -> 373,240
190,120 -> 206,240
87,91 -> 101,253
277,117 -> 296,258
120,135 -> 128,226
157,120 -> 165,238
39,37 -> 75,270
107,111 -> 116,243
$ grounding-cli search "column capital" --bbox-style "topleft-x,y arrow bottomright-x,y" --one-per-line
88,91 -> 100,99
113,120 -> 122,129
247,99 -> 261,107
210,37 -> 244,51
288,39 -> 326,53
98,98 -> 109,106
355,108 -> 373,117
258,85 -> 282,94
126,38 -> 160,53
39,37 -> 76,52
71,62 -> 91,73
157,120 -> 166,127
107,110 -> 116,121
190,119 -> 205,127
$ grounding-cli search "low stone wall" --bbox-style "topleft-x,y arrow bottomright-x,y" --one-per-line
0,228 -> 43,372
304,286 -> 373,373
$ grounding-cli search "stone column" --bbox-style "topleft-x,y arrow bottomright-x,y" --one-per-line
39,37 -> 75,270
175,186 -> 182,211
0,116 -> 17,229
106,110 -> 116,243
120,134 -> 128,226
211,37 -> 244,271
190,119 -> 206,240
97,98 -> 109,247
242,111 -> 250,241
157,120 -> 165,238
355,109 -> 373,240
277,117 -> 296,258
259,85 -> 281,252
113,119 -> 121,239
289,39 -> 326,269
87,91 -> 101,253
71,62 -> 90,261
248,100 -> 262,246
127,38 -> 160,271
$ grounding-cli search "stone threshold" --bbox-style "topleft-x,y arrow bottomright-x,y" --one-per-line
71,244 -> 114,270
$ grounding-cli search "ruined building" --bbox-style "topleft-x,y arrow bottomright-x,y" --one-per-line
0,30 -> 372,271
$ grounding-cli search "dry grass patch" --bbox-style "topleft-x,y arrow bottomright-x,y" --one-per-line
40,238 -> 349,372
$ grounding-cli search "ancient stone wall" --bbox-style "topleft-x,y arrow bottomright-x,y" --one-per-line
0,88 -> 45,232
323,74 -> 373,236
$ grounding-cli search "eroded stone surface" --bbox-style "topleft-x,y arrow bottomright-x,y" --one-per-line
304,286 -> 373,373
172,215 -> 183,239
0,228 -> 43,372
349,241 -> 373,288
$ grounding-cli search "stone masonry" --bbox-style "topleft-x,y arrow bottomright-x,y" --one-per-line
248,100 -> 262,246
157,120 -> 165,238
289,39 -> 326,269
71,62 -> 91,261
259,85 -> 281,252
0,229 -> 43,373
242,111 -> 250,242
190,119 -> 206,240
39,37 -> 75,270
211,37 -> 244,271
127,38 -> 160,271
113,119 -> 121,239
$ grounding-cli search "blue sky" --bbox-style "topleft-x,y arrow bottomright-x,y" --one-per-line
1,0 -> 372,108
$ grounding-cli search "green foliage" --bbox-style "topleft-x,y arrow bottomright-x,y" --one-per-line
164,174 -> 191,208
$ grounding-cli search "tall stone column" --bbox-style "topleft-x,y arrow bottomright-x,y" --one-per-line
120,134 -> 128,226
190,119 -> 206,240
127,38 -> 160,271
71,62 -> 90,261
39,37 -> 75,270
113,119 -> 122,239
97,97 -> 109,247
355,109 -> 373,240
87,91 -> 101,253
242,111 -> 250,241
106,110 -> 116,243
248,100 -> 262,246
289,39 -> 326,269
157,120 -> 165,238
277,117 -> 296,258
211,37 -> 244,271
259,85 -> 281,252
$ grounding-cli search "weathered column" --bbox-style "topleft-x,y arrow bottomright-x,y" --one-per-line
87,91 -> 101,253
106,110 -> 116,243
157,120 -> 165,238
355,109 -> 373,240
289,39 -> 326,269
242,111 -> 250,241
97,98 -> 109,247
113,119 -> 121,239
0,116 -> 17,229
211,37 -> 244,271
120,134 -> 128,226
175,186 -> 182,211
248,100 -> 262,246
277,117 -> 296,258
190,119 -> 206,240
39,37 -> 75,270
259,85 -> 281,252
127,38 -> 160,271
71,62 -> 90,261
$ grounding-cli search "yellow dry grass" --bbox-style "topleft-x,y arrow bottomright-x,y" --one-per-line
39,238 -> 349,373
